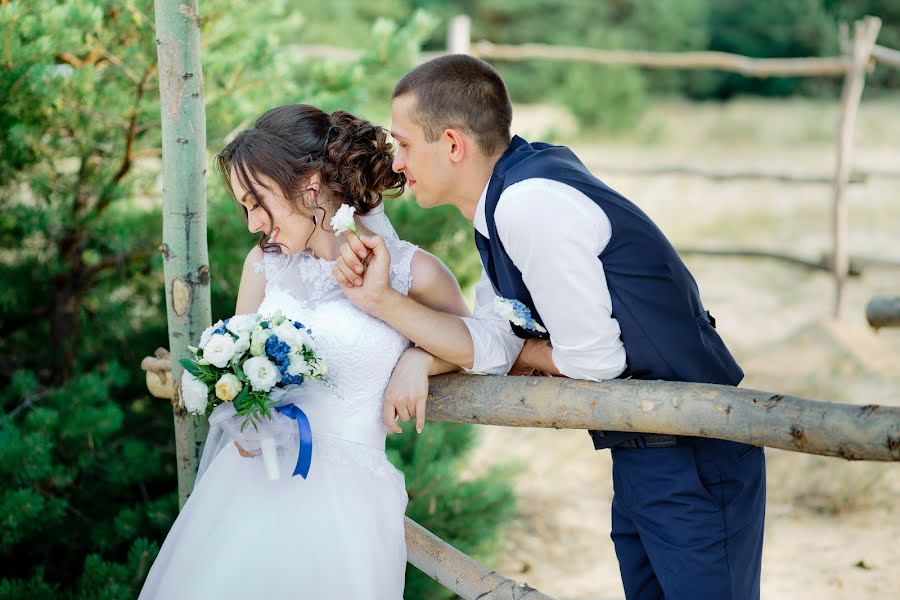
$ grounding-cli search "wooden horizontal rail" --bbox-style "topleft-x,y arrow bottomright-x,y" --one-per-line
139,360 -> 899,461
287,41 -> 900,73
872,44 -> 900,68
593,164 -> 868,185
676,247 -> 864,277
867,296 -> 900,330
471,41 -> 852,77
406,518 -> 554,600
426,375 -> 900,462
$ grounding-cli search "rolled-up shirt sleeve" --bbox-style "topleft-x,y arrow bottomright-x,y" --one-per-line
460,270 -> 525,375
495,178 -> 627,381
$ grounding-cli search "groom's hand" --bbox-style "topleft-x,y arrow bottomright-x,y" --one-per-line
510,339 -> 562,377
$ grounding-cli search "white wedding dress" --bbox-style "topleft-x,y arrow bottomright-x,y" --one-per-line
139,236 -> 417,600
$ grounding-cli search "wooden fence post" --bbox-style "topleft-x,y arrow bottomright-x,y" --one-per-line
448,15 -> 471,55
866,296 -> 900,330
831,16 -> 881,317
154,0 -> 211,508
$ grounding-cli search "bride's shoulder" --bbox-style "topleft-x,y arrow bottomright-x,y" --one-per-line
249,245 -> 290,281
245,245 -> 265,267
405,248 -> 467,315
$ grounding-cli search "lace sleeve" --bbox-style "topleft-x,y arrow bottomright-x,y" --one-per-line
387,239 -> 418,296
253,251 -> 290,282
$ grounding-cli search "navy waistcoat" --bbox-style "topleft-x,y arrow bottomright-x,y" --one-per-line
474,136 -> 744,449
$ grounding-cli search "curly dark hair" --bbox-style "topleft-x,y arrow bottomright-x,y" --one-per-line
215,104 -> 405,251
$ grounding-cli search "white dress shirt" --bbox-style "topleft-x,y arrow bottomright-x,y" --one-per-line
460,177 -> 627,380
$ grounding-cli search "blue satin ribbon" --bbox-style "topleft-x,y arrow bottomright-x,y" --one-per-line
275,404 -> 312,479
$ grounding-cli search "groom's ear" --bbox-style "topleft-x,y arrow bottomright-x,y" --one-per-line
444,128 -> 468,164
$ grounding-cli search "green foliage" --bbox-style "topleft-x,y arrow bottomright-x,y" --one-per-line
686,0 -> 839,99
386,194 -> 483,289
1,4 -> 514,599
0,364 -> 174,599
824,0 -> 900,91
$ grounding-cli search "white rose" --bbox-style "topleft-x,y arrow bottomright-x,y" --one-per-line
233,332 -> 251,355
492,297 -> 519,324
307,358 -> 328,378
287,356 -> 310,377
214,373 -> 243,402
181,371 -> 209,414
330,204 -> 358,236
272,323 -> 303,348
227,314 -> 259,338
199,320 -> 225,349
243,356 -> 280,392
203,333 -> 236,368
250,325 -> 271,357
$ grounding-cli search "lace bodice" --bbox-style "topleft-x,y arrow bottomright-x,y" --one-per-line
254,238 -> 417,427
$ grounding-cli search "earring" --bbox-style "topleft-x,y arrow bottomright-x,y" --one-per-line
311,214 -> 317,225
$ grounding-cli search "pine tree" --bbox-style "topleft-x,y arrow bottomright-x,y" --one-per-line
1,4 -> 514,598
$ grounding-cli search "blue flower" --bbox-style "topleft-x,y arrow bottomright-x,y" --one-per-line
281,373 -> 304,386
493,297 -> 547,334
265,336 -> 291,368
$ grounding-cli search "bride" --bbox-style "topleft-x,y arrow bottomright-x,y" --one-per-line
139,105 -> 470,599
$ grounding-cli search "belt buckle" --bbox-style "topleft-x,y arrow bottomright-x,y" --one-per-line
641,434 -> 677,448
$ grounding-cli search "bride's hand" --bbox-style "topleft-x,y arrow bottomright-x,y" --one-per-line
334,235 -> 394,314
234,442 -> 260,458
336,233 -> 371,287
383,347 -> 432,434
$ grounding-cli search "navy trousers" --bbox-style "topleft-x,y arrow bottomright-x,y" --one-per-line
610,437 -> 766,600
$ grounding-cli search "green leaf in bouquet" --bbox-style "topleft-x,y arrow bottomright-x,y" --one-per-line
232,384 -> 250,411
179,359 -> 204,379
232,361 -> 247,383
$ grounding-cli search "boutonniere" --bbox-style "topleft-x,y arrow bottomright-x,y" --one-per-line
493,297 -> 547,333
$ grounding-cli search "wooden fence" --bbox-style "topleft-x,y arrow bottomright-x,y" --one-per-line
299,15 -> 900,317
149,6 -> 899,598
141,356 -> 900,599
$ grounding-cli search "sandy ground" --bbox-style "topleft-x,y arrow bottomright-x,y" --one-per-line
460,99 -> 900,600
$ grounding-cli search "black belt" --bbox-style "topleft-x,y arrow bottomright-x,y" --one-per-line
616,433 -> 678,448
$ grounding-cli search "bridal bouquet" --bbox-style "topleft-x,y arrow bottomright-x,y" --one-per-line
180,311 -> 326,480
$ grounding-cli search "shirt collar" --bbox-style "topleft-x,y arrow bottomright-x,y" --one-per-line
473,176 -> 491,238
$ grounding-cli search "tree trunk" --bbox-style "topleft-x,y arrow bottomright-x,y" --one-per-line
154,0 -> 211,508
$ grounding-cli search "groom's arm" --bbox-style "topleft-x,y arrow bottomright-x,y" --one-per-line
497,179 -> 627,381
364,268 -> 523,374
335,239 -> 523,373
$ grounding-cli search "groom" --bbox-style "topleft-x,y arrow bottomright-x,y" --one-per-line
335,54 -> 766,600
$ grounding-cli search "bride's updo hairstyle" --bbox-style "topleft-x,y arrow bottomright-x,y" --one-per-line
216,104 -> 405,249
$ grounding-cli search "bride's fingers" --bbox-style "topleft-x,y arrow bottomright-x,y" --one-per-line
333,262 -> 360,288
335,256 -> 362,286
383,403 -> 402,433
234,442 -> 259,458
340,242 -> 365,275
415,397 -> 427,434
396,402 -> 411,422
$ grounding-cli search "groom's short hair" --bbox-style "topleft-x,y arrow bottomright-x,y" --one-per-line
393,54 -> 512,157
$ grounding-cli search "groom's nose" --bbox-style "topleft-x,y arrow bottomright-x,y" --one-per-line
392,153 -> 405,174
